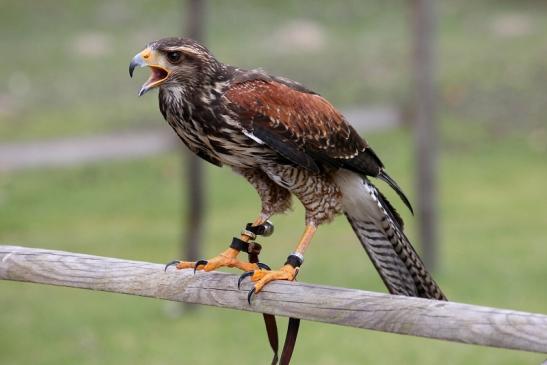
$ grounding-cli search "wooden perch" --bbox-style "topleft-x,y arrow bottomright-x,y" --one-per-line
1,245 -> 546,354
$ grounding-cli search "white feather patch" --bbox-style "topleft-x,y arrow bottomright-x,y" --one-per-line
334,169 -> 383,221
242,130 -> 265,144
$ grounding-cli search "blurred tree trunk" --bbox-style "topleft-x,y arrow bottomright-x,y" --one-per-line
181,0 -> 206,310
410,0 -> 439,272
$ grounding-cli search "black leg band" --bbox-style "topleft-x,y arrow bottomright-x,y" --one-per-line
230,237 -> 262,255
230,237 -> 262,264
284,254 -> 303,268
245,221 -> 274,237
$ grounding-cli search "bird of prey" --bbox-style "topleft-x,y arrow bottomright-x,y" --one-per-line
129,37 -> 446,302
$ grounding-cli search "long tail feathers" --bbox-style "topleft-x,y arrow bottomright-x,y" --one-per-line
377,170 -> 414,215
340,174 -> 445,300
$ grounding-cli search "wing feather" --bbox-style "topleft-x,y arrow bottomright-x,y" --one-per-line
224,77 -> 378,173
224,73 -> 413,213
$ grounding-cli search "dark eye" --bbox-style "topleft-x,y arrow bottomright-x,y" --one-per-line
166,51 -> 183,64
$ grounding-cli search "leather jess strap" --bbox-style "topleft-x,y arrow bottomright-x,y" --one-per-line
260,255 -> 303,365
234,237 -> 281,364
278,254 -> 303,365
230,237 -> 262,264
233,223 -> 301,365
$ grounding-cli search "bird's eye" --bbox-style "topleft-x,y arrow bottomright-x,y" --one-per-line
166,51 -> 183,64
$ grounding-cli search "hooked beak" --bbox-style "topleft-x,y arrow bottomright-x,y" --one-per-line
129,48 -> 169,96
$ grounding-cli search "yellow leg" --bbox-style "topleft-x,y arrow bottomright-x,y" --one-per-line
250,224 -> 317,293
170,215 -> 268,272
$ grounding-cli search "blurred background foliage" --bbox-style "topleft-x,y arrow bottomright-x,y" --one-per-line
0,1 -> 546,364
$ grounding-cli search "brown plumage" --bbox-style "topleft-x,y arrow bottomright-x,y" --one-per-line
226,80 -> 367,165
129,37 -> 445,301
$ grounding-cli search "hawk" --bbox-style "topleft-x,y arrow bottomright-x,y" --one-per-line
129,37 -> 446,301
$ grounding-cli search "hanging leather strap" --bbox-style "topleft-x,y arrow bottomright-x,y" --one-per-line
263,256 -> 303,365
263,316 -> 300,365
237,222 -> 301,365
277,254 -> 303,365
263,313 -> 280,365
279,318 -> 300,365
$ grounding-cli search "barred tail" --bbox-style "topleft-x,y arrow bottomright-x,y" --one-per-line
335,170 -> 446,300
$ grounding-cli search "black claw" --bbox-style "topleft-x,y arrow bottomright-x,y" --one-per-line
257,262 -> 271,271
247,288 -> 256,305
238,271 -> 254,289
164,260 -> 180,272
194,260 -> 208,274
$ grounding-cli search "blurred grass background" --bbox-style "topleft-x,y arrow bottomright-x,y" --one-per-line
0,1 -> 546,364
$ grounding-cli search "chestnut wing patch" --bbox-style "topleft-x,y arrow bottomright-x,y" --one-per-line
225,79 -> 371,172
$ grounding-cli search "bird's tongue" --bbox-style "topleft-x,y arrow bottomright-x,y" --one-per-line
139,66 -> 169,96
144,66 -> 168,87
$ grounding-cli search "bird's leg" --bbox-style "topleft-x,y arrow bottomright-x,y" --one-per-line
241,224 -> 317,300
165,215 -> 271,273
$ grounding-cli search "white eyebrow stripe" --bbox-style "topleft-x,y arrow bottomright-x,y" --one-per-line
163,46 -> 199,54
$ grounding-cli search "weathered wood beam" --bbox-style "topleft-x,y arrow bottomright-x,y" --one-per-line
1,245 -> 546,354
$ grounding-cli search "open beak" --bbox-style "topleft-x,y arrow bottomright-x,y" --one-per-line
129,48 -> 169,96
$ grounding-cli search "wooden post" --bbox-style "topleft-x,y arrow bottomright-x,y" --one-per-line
2,245 -> 547,354
411,0 -> 439,272
186,0 -> 205,42
178,0 -> 207,312
182,0 -> 206,273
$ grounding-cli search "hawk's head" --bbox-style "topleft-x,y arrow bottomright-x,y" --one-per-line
129,37 -> 218,96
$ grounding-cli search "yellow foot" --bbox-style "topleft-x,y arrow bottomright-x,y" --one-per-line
164,253 -> 270,273
239,264 -> 298,304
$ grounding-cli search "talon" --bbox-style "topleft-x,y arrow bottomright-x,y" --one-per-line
247,287 -> 256,305
164,260 -> 180,272
257,262 -> 271,271
194,259 -> 208,274
238,271 -> 254,289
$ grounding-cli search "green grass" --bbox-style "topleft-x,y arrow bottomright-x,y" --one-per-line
1,128 -> 546,365
1,1 -> 547,141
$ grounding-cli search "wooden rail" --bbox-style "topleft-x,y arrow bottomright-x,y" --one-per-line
1,245 -> 546,354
